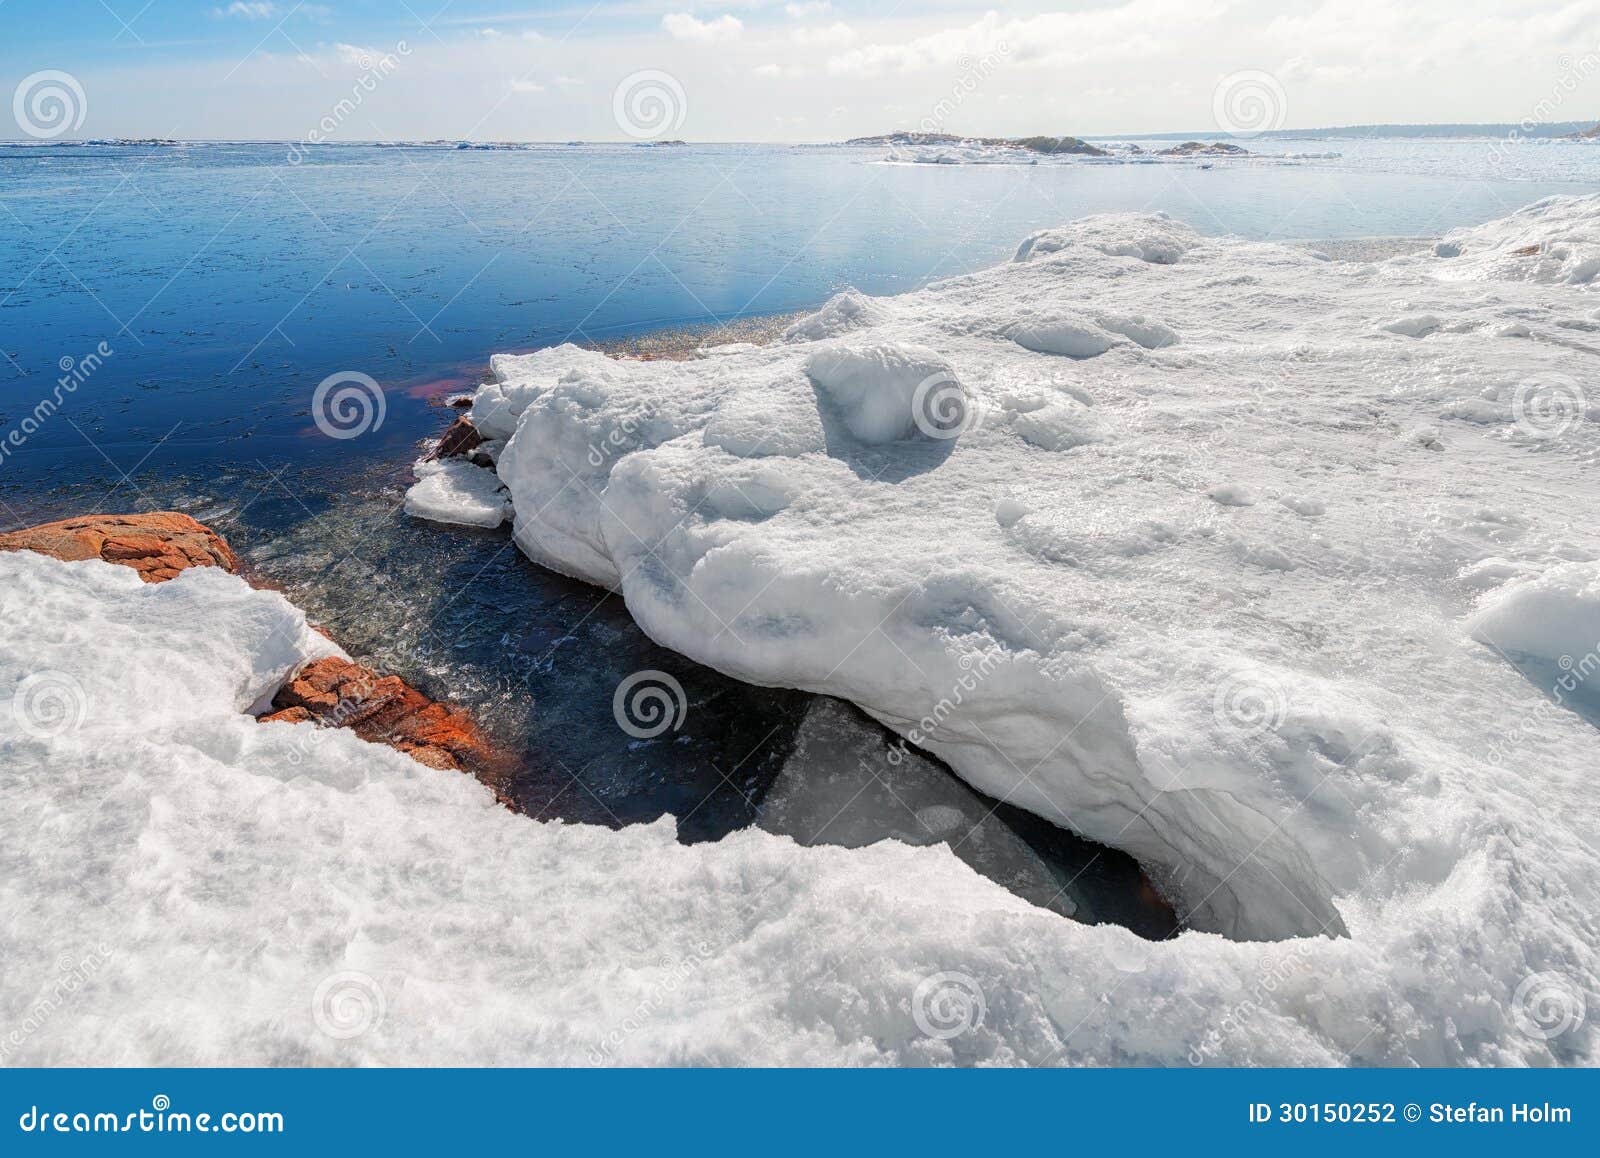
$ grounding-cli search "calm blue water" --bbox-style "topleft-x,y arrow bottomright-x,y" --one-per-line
2,138 -> 1595,935
3,139 -> 1597,501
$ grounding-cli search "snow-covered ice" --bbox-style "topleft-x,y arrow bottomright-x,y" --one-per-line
464,197 -> 1597,1001
6,194 -> 1600,1066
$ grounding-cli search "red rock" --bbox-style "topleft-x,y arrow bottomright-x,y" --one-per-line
0,512 -> 237,582
425,415 -> 483,461
4,510 -> 510,783
259,655 -> 503,775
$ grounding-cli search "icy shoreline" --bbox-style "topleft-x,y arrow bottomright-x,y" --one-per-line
4,200 -> 1598,1064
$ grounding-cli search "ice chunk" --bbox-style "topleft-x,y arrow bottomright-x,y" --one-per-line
1469,562 -> 1600,666
405,459 -> 512,528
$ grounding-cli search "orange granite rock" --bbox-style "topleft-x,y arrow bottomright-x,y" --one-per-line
260,655 -> 501,774
0,512 -> 236,582
4,511 -> 508,780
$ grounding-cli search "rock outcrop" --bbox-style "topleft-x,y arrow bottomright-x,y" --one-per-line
3,510 -> 507,778
259,656 -> 501,773
0,512 -> 237,582
1157,140 -> 1251,157
424,415 -> 484,461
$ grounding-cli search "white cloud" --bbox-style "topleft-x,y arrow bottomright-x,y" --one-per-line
509,78 -> 545,94
793,21 -> 855,48
786,1 -> 833,17
219,1 -> 279,18
334,43 -> 378,66
662,13 -> 744,43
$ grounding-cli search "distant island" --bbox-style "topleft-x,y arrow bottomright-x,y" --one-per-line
845,132 -> 1259,160
845,131 -> 1110,157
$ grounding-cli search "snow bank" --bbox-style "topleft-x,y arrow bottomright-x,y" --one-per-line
4,551 -> 1595,1065
1432,194 -> 1600,284
463,197 -> 1600,973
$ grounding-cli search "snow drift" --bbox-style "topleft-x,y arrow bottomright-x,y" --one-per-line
3,550 -> 1595,1065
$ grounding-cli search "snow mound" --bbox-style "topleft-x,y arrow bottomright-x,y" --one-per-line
1014,213 -> 1194,265
784,290 -> 887,343
804,341 -> 970,443
1010,315 -> 1122,358
405,459 -> 512,528
1097,313 -> 1180,349
473,198 -> 1600,998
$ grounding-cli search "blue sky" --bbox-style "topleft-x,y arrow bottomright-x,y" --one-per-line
4,1 -> 1599,141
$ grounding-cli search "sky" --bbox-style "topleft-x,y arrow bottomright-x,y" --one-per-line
2,0 -> 1599,142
